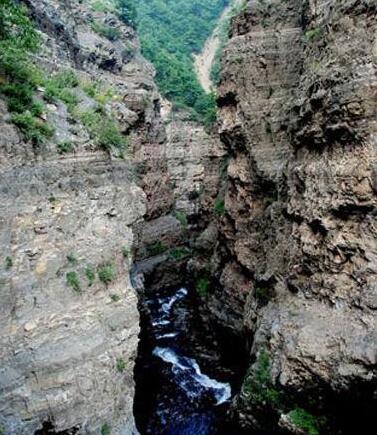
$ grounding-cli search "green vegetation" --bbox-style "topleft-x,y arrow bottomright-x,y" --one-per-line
81,79 -> 116,105
0,1 -> 40,74
121,246 -> 130,258
196,277 -> 210,297
101,423 -> 111,435
134,0 -> 228,124
11,112 -> 54,145
305,27 -> 323,42
0,1 -> 127,151
43,70 -> 79,111
169,247 -> 190,261
66,252 -> 78,264
110,293 -> 121,302
287,408 -> 321,435
98,263 -> 116,284
81,80 -> 98,98
147,241 -> 168,257
66,271 -> 81,293
242,349 -> 281,408
57,141 -> 75,154
90,0 -> 115,13
214,199 -> 225,216
76,107 -> 128,151
116,357 -> 126,372
91,20 -> 121,41
115,0 -> 138,28
49,69 -> 79,88
85,267 -> 96,286
5,256 -> 13,269
0,0 -> 53,145
1,5 -> 98,147
174,210 -> 188,228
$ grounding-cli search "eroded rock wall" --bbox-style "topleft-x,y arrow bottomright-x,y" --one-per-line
0,0 -> 164,433
132,105 -> 226,290
215,0 -> 377,432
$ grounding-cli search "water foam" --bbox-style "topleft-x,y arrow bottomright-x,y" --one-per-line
153,346 -> 231,405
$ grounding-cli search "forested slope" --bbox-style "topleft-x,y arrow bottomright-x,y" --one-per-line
136,0 -> 229,122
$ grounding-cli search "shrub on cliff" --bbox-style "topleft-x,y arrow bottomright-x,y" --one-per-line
66,271 -> 81,293
287,408 -> 324,435
0,0 -> 55,144
242,349 -> 281,408
98,264 -> 116,285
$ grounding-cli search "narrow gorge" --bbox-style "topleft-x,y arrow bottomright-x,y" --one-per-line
0,1 -> 376,435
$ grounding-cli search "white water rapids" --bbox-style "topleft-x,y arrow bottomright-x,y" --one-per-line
151,287 -> 231,406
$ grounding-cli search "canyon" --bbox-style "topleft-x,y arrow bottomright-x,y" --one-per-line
0,1 -> 376,435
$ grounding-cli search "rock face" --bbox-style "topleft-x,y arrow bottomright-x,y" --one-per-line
0,0 -> 163,433
133,105 -> 225,290
165,110 -> 226,221
214,0 -> 377,432
0,1 -> 225,432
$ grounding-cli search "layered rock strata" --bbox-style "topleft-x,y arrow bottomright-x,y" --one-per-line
214,0 -> 377,432
0,0 -> 162,433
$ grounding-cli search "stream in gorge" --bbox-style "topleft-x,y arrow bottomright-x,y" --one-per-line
133,284 -> 248,435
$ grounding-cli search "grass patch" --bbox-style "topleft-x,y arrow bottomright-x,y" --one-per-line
11,112 -> 55,145
43,70 -> 79,113
214,199 -> 225,216
169,247 -> 190,261
52,70 -> 79,88
116,357 -> 126,372
90,0 -> 115,13
146,241 -> 168,257
85,267 -> 95,286
98,264 -> 116,285
174,210 -> 188,228
121,246 -> 130,258
196,277 -> 210,297
82,80 -> 98,98
101,423 -> 111,435
76,107 -> 128,151
305,27 -> 323,42
91,20 -> 121,41
287,408 -> 321,435
0,0 -> 56,143
57,141 -> 75,154
5,256 -> 13,269
66,252 -> 78,264
242,349 -> 282,408
66,271 -> 81,293
0,81 -> 33,113
98,118 -> 126,149
30,100 -> 45,117
110,294 -> 121,302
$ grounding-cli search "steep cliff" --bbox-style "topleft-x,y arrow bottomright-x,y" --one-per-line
0,1 -> 226,433
214,0 -> 377,433
0,0 -> 163,433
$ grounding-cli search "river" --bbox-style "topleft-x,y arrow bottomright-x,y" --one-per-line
134,285 -> 247,434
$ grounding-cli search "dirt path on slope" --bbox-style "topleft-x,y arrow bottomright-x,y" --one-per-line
193,0 -> 243,93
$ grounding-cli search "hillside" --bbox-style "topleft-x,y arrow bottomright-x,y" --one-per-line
136,0 -> 228,123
